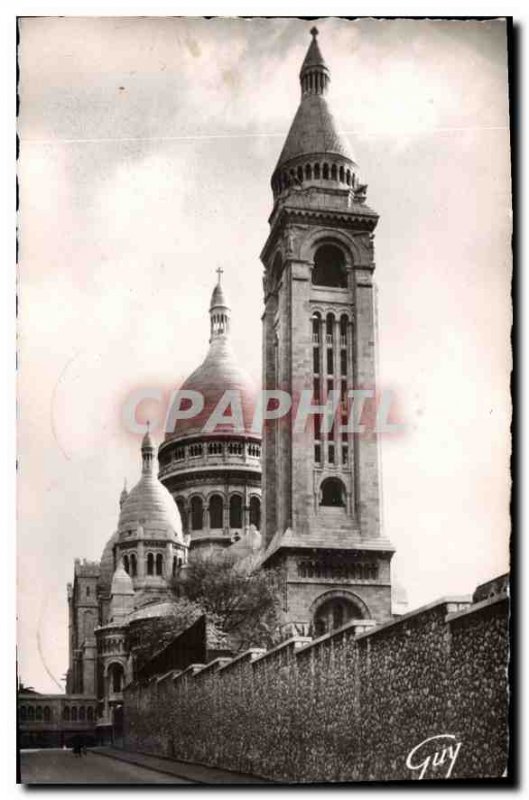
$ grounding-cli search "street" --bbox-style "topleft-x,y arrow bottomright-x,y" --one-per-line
19,749 -> 192,784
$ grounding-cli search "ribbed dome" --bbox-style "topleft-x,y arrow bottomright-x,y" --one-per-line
111,561 -> 134,596
118,468 -> 183,541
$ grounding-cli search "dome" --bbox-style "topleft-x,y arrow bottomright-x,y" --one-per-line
127,600 -> 178,623
98,530 -> 119,594
118,468 -> 183,541
165,276 -> 257,442
111,561 -> 134,596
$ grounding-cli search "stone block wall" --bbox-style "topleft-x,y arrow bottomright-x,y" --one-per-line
123,588 -> 509,782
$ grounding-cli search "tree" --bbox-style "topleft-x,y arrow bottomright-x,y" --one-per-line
171,550 -> 283,652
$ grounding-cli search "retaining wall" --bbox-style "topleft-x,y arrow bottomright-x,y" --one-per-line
123,591 -> 509,782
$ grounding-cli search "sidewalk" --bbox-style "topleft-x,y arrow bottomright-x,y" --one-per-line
92,746 -> 272,784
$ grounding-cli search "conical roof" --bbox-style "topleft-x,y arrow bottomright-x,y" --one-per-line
274,28 -> 355,173
111,561 -> 134,596
300,27 -> 328,73
275,94 -> 354,170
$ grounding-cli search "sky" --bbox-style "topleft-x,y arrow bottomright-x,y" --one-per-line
17,16 -> 511,693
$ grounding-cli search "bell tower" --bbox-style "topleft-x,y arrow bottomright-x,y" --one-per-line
260,28 -> 395,636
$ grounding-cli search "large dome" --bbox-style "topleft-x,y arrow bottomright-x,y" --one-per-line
166,336 -> 256,441
98,530 -> 119,594
165,277 -> 257,442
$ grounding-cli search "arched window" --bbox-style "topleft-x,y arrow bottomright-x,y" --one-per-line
313,596 -> 363,637
155,553 -> 163,576
209,495 -> 224,529
130,553 -> 137,577
320,477 -> 346,507
27,706 -> 34,720
312,244 -> 347,288
229,495 -> 243,528
314,163 -> 321,180
43,706 -> 51,722
331,163 -> 337,180
312,311 -> 321,343
110,663 -> 124,693
123,554 -> 129,574
20,706 -> 27,720
305,164 -> 312,180
297,165 -> 303,182
147,552 -> 154,576
191,496 -> 204,530
323,163 -> 329,180
176,498 -> 187,532
339,165 -> 345,182
35,706 -> 42,721
79,706 -> 86,721
71,707 -> 77,721
87,707 -> 94,722
172,556 -> 177,577
346,169 -> 351,185
63,706 -> 70,721
249,496 -> 261,530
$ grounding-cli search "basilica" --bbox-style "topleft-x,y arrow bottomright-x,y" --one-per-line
22,28 -> 406,746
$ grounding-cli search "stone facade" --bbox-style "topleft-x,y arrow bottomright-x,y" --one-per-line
259,28 -> 394,636
17,694 -> 97,749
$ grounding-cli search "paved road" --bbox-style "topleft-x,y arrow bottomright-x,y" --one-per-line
19,749 -> 192,784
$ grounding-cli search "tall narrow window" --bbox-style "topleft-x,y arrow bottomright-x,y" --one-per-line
123,554 -> 129,574
209,495 -> 224,529
229,495 -> 243,528
147,553 -> 154,576
155,553 -> 163,576
191,496 -> 204,530
249,496 -> 261,530
130,553 -> 137,577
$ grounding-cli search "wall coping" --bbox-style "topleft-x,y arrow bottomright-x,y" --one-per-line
155,670 -> 180,686
18,694 -> 97,701
218,648 -> 266,674
446,591 -> 509,623
173,663 -> 206,682
194,657 -> 233,678
353,596 -> 472,641
252,636 -> 312,665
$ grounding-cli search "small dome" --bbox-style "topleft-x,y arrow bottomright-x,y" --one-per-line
210,281 -> 228,310
118,471 -> 183,541
111,561 -> 134,596
117,432 -> 183,541
127,600 -> 177,623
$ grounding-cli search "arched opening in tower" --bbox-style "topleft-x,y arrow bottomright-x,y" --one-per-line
320,477 -> 346,507
312,244 -> 347,288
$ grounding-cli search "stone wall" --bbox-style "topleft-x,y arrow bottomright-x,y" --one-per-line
123,588 -> 509,782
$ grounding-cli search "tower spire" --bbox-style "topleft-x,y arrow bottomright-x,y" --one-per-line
209,269 -> 230,341
300,26 -> 330,97
141,421 -> 155,475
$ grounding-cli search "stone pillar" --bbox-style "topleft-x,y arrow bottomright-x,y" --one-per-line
137,540 -> 145,579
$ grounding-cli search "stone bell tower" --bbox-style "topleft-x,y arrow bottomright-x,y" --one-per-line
260,28 -> 395,636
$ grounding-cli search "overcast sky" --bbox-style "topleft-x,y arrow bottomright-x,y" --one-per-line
17,17 -> 511,692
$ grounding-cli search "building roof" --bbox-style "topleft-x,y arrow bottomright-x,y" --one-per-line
164,278 -> 257,442
111,561 -> 134,596
274,30 -> 355,174
118,436 -> 183,541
